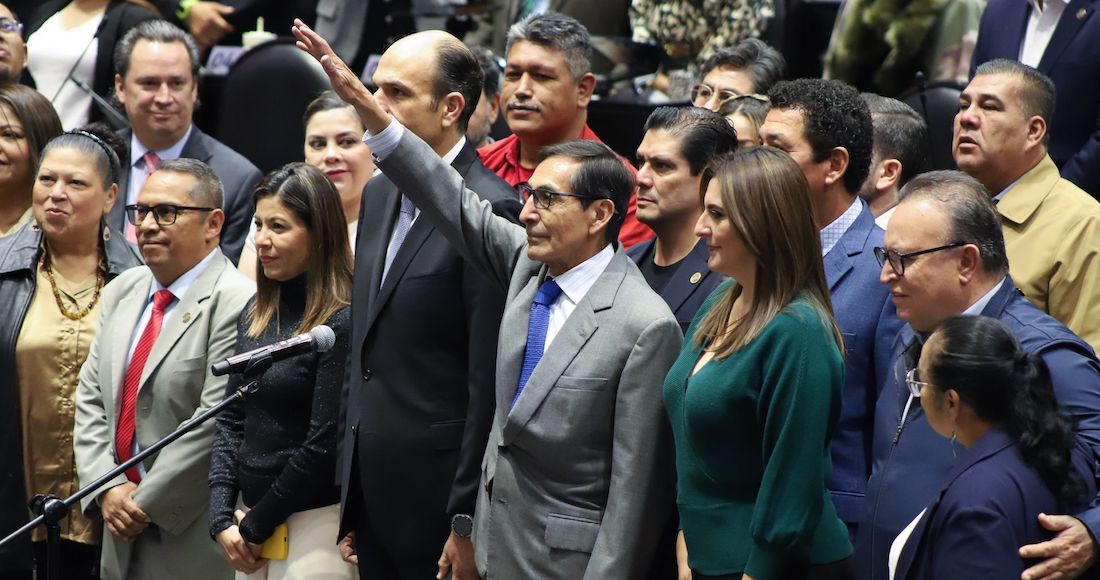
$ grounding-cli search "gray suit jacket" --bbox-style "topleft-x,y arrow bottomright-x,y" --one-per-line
73,251 -> 254,580
111,127 -> 262,265
376,130 -> 682,579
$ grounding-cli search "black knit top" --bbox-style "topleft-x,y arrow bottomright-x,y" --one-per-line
208,277 -> 351,543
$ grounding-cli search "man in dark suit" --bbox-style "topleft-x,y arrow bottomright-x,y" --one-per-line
332,30 -> 521,580
761,78 -> 904,537
295,22 -> 682,580
854,170 -> 1100,580
110,20 -> 259,264
629,106 -> 733,334
970,0 -> 1100,199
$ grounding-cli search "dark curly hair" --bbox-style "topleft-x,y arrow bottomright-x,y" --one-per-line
767,79 -> 873,195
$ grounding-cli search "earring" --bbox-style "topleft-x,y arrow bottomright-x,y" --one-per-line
950,430 -> 958,457
102,225 -> 111,241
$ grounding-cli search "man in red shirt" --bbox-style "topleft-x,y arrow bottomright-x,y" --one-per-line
478,11 -> 653,248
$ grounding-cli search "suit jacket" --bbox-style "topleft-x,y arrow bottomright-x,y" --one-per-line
374,128 -> 683,579
337,140 -> 521,572
111,126 -> 261,264
893,428 -> 1095,579
971,0 -> 1100,198
466,0 -> 631,56
997,155 -> 1100,353
853,277 -> 1100,580
73,251 -> 254,580
627,237 -> 723,335
825,203 -> 904,527
25,0 -> 158,126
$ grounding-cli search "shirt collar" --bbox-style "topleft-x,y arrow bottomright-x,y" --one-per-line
1027,0 -> 1070,13
961,277 -> 1006,316
130,124 -> 194,167
820,196 -> 863,256
148,247 -> 219,301
552,244 -> 614,305
441,136 -> 467,165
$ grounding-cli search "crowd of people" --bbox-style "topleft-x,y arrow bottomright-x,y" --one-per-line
0,2 -> 1097,580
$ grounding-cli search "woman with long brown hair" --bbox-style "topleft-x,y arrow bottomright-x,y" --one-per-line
666,147 -> 853,579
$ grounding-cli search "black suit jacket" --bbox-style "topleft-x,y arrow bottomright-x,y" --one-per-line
26,0 -> 158,125
626,238 -> 723,335
338,141 -> 521,565
112,126 -> 261,264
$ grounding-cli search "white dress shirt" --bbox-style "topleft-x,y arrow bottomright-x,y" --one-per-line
1020,0 -> 1070,67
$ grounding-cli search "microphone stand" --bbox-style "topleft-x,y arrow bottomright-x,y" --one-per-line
0,355 -> 275,580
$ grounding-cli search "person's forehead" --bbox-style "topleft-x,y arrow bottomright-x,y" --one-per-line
0,4 -> 14,21
887,198 -> 948,247
762,108 -> 808,139
530,155 -> 579,190
638,129 -> 687,161
963,74 -> 1020,103
140,171 -> 196,201
130,39 -> 191,69
703,66 -> 754,93
507,41 -> 569,69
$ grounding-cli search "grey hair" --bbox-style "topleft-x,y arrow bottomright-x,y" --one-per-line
898,170 -> 1009,276
114,19 -> 201,80
154,158 -> 224,209
505,12 -> 591,79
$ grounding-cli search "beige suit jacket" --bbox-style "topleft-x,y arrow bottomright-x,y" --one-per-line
1000,155 -> 1100,352
73,250 -> 254,580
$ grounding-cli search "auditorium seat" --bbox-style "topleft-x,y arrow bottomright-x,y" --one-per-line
902,79 -> 965,171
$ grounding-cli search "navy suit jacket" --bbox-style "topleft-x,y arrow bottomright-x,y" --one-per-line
825,202 -> 903,527
853,277 -> 1100,580
893,428 -> 1095,580
626,238 -> 723,335
971,0 -> 1100,199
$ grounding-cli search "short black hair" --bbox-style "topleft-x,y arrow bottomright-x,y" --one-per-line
699,38 -> 786,94
643,106 -> 738,175
973,59 -> 1056,146
432,42 -> 483,133
768,78 -> 874,194
539,140 -> 633,244
863,93 -> 927,187
472,46 -> 502,98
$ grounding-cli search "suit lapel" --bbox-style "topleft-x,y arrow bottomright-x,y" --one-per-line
1038,0 -> 1095,73
662,240 -> 715,314
358,178 -> 401,337
139,254 -> 226,389
110,129 -> 134,233
375,209 -> 434,306
824,204 -> 874,290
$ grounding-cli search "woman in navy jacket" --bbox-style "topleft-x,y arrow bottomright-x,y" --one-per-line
891,316 -> 1095,579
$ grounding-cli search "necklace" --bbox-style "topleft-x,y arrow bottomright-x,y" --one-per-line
41,245 -> 106,321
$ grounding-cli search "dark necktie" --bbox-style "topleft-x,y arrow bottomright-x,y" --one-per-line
512,278 -> 563,408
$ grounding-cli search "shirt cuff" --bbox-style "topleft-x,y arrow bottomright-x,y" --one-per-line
363,120 -> 405,161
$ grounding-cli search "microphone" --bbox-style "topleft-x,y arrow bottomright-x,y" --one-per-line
211,325 -> 336,376
68,76 -> 131,130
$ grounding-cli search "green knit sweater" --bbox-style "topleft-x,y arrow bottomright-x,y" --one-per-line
663,281 -> 853,578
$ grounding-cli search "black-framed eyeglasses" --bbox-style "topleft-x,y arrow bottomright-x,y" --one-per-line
905,368 -> 929,398
517,182 -> 602,210
0,18 -> 22,33
690,83 -> 740,106
873,242 -> 967,276
125,203 -> 214,226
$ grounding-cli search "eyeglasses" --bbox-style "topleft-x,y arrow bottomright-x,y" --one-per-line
873,242 -> 967,276
125,203 -> 214,226
517,182 -> 602,210
691,83 -> 740,106
0,18 -> 22,34
905,368 -> 929,398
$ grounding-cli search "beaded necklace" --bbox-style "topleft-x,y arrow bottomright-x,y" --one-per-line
40,244 -> 106,321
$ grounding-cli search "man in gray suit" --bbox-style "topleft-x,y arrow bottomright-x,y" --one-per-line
74,159 -> 253,580
295,23 -> 683,580
110,20 -> 260,264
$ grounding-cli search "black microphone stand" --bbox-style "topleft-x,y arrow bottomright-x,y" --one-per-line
0,355 -> 274,580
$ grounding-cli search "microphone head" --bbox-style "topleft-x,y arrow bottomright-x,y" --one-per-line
310,325 -> 337,353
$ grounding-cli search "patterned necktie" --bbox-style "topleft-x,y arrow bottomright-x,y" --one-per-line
512,278 -> 563,408
381,195 -> 415,284
125,152 -> 163,244
116,289 -> 175,483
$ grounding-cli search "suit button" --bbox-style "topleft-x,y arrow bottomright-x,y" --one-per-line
363,369 -> 373,381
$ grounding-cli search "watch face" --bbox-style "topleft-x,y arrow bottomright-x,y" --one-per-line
452,514 -> 473,537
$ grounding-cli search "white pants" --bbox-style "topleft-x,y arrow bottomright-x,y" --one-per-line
237,504 -> 356,580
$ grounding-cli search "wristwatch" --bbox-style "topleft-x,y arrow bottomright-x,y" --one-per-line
451,514 -> 473,538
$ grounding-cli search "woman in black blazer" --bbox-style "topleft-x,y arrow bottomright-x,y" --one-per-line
890,316 -> 1095,579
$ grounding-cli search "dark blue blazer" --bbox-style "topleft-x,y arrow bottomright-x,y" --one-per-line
971,0 -> 1100,198
626,238 -> 723,335
894,428 -> 1095,580
853,277 -> 1100,580
825,203 -> 904,528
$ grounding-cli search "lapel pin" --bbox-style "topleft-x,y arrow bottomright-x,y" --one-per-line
690,272 -> 702,284
1078,8 -> 1088,19
182,313 -> 192,323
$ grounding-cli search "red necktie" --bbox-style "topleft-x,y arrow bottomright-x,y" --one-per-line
116,289 -> 175,483
125,152 -> 162,244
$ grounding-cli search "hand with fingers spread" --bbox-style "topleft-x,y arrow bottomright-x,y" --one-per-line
100,482 -> 150,541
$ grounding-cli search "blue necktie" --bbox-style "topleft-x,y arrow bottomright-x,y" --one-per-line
512,278 -> 563,408
382,195 -> 415,284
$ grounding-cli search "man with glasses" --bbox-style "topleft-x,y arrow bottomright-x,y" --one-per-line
691,38 -> 785,111
853,170 -> 1100,580
761,77 -> 903,538
296,20 -> 682,579
0,4 -> 26,85
74,158 -> 253,580
109,20 -> 259,264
